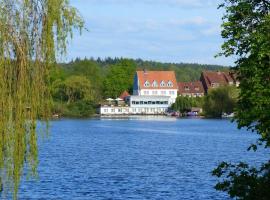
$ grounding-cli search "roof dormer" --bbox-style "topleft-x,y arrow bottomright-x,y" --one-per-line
160,81 -> 166,87
144,81 -> 150,87
167,81 -> 173,87
152,80 -> 158,87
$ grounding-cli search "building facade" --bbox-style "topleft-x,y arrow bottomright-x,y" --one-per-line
100,70 -> 177,115
100,70 -> 239,115
178,81 -> 204,97
100,95 -> 170,115
200,71 -> 239,93
133,70 -> 178,105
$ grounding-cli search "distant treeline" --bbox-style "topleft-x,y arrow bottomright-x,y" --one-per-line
64,57 -> 229,81
50,57 -> 229,117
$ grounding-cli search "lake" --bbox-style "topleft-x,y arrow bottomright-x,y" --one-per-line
18,117 -> 268,200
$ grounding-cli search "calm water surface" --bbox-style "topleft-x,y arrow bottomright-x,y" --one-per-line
19,117 -> 268,200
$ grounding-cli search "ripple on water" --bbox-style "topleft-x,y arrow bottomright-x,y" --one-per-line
17,118 -> 268,200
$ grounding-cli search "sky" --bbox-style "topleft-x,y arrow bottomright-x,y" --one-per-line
68,0 -> 235,66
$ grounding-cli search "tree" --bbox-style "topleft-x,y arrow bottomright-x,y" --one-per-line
212,1 -> 270,199
0,1 -> 83,199
64,76 -> 92,104
51,75 -> 97,117
103,59 -> 136,98
53,75 -> 93,103
172,96 -> 192,113
203,86 -> 238,118
62,59 -> 104,100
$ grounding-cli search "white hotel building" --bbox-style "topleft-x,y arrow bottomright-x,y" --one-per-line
100,70 -> 178,115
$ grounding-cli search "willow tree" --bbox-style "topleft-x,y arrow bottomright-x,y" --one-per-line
0,0 -> 83,199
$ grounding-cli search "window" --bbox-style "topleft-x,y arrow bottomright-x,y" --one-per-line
132,101 -> 135,104
184,86 -> 189,91
167,81 -> 173,87
143,91 -> 149,95
104,109 -> 108,113
211,83 -> 219,88
169,91 -> 175,95
161,91 -> 166,95
140,101 -> 143,104
144,101 -> 148,104
160,81 -> 166,87
148,101 -> 152,104
152,80 -> 158,87
111,109 -> 115,113
144,81 -> 150,87
152,91 -> 158,95
194,87 -> 199,91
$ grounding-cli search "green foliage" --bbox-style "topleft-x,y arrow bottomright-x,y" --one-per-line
0,1 -> 83,199
63,75 -> 92,103
52,100 -> 95,118
203,86 -> 238,118
51,75 -> 96,117
190,96 -> 204,108
172,96 -> 192,113
172,96 -> 204,113
86,57 -> 228,82
213,1 -> 270,199
212,161 -> 270,200
62,59 -> 104,100
103,59 -> 136,98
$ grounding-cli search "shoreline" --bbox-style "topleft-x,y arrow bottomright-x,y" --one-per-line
50,114 -> 232,120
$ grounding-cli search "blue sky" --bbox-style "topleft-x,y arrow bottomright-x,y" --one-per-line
68,0 -> 235,66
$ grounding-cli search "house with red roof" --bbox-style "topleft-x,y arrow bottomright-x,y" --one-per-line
133,70 -> 178,104
200,71 -> 238,93
119,90 -> 130,102
100,70 -> 176,115
178,81 -> 205,97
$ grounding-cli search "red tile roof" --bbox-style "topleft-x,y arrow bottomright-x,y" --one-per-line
136,71 -> 178,90
201,71 -> 236,90
178,81 -> 205,94
119,90 -> 130,99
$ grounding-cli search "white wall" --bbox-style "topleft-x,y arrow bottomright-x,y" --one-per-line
139,89 -> 178,104
100,106 -> 168,115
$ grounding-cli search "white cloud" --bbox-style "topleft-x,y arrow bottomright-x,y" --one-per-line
87,16 -> 208,35
67,0 -> 231,65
